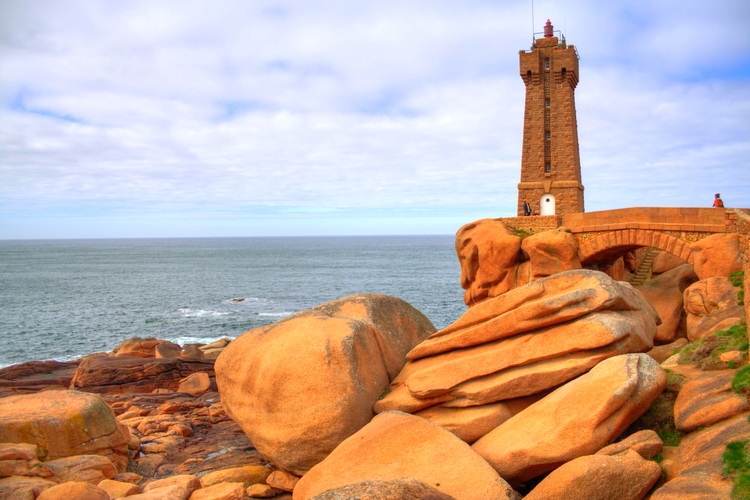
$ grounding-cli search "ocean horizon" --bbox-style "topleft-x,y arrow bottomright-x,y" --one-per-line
0,235 -> 466,368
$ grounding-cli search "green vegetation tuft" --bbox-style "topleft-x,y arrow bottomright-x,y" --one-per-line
730,270 -> 745,288
717,322 -> 750,354
658,429 -> 683,447
733,473 -> 750,500
625,391 -> 683,447
733,366 -> 750,394
678,321 -> 748,370
730,270 -> 746,306
725,441 -> 750,475
723,440 -> 750,499
665,369 -> 685,389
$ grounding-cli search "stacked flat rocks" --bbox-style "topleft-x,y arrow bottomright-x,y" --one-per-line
375,270 -> 662,445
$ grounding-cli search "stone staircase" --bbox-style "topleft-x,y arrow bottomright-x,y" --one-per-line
629,248 -> 659,286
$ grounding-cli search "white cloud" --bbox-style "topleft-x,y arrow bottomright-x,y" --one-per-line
1,0 -> 749,238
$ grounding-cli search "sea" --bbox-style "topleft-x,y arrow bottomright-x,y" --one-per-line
0,235 -> 467,368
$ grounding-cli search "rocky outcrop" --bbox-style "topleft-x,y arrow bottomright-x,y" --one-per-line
199,465 -> 271,488
267,470 -> 299,492
177,372 -> 214,396
215,294 -> 436,475
651,412 -> 750,499
0,360 -> 79,397
647,338 -> 689,363
0,391 -> 129,472
0,443 -> 53,480
43,454 -> 117,484
309,478 -> 457,500
113,337 -> 169,357
376,270 -> 659,430
0,476 -> 57,498
524,450 -> 662,500
0,220 -> 747,499
199,338 -> 232,360
518,228 -> 582,284
104,391 -> 263,479
456,220 -> 582,307
652,251 -> 689,274
683,277 -> 744,341
144,474 -> 202,494
125,484 -> 192,499
190,482 -> 247,499
412,396 -> 540,444
690,233 -> 743,280
637,263 -> 698,344
595,429 -> 663,459
293,411 -> 516,500
456,219 -> 522,306
154,342 -> 183,359
36,481 -> 111,500
70,355 -> 215,394
674,370 -> 750,432
98,478 -> 143,498
471,354 -> 666,486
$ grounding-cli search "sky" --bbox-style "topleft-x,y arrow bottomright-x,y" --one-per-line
1,0 -> 749,239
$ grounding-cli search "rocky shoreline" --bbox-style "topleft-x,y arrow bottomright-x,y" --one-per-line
0,222 -> 748,499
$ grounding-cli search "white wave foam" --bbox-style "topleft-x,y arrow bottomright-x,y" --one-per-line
178,308 -> 231,318
258,312 -> 293,317
168,335 -> 237,346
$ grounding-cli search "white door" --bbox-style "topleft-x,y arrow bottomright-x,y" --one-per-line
540,193 -> 556,215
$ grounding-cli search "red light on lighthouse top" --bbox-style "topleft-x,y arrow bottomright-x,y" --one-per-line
544,19 -> 554,37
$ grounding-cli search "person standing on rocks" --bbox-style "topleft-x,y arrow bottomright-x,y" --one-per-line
713,193 -> 724,208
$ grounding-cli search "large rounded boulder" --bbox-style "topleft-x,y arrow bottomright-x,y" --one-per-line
215,294 -> 436,475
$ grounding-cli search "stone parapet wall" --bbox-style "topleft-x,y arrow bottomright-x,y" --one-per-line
563,207 -> 731,234
499,216 -> 562,235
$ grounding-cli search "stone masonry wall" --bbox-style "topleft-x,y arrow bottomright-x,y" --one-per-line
517,35 -> 583,217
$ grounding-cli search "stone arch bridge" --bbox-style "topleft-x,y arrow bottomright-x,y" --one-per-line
502,207 -> 749,266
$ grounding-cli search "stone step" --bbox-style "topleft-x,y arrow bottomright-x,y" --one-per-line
629,248 -> 659,286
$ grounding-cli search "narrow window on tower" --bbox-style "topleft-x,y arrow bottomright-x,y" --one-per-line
546,131 -> 551,140
545,98 -> 550,108
545,58 -> 550,70
545,163 -> 551,172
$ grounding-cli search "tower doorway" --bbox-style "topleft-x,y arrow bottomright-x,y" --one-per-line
540,193 -> 556,215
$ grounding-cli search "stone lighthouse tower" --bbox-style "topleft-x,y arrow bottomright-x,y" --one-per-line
517,20 -> 584,216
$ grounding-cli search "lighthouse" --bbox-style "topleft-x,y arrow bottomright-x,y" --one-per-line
517,20 -> 584,216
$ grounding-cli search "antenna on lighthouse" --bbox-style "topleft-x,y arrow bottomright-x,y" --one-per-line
531,0 -> 535,41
